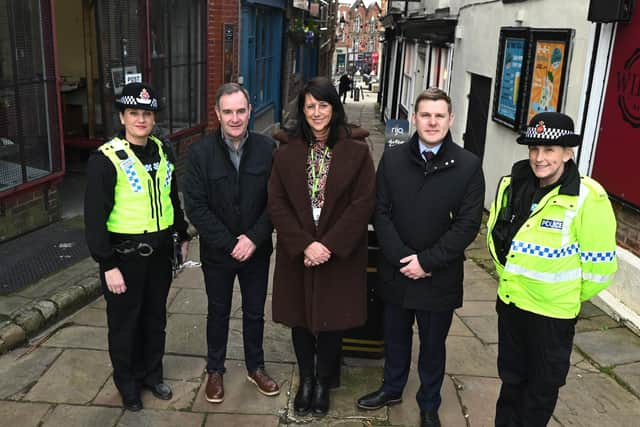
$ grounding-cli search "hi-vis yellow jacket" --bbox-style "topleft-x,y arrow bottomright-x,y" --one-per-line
99,136 -> 174,234
487,174 -> 617,319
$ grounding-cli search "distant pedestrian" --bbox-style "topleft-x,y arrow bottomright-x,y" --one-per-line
84,82 -> 190,412
183,83 -> 279,405
357,88 -> 485,427
269,76 -> 375,418
487,112 -> 618,427
339,73 -> 351,104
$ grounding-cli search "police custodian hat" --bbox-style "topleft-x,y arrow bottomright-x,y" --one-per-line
517,112 -> 581,147
114,82 -> 160,112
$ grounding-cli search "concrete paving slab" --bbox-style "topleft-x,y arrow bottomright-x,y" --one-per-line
163,354 -> 205,381
575,315 -> 620,333
25,349 -> 112,404
168,288 -> 208,315
171,266 -> 204,289
574,328 -> 640,367
205,413 -> 280,426
555,370 -> 640,426
0,401 -> 51,426
191,360 -> 292,414
42,324 -> 108,350
165,313 -> 207,356
0,346 -> 61,399
454,375 -> 501,427
446,336 -> 499,378
460,316 -> 499,345
456,301 -> 496,317
463,280 -> 498,302
91,297 -> 106,309
117,408 -> 205,427
42,404 -> 121,427
613,362 -> 640,397
68,308 -> 107,327
165,287 -> 179,308
323,366 -> 387,422
0,295 -> 32,317
449,315 -> 475,337
580,301 -> 606,319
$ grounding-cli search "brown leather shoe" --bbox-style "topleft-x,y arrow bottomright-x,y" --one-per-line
205,372 -> 224,403
247,368 -> 280,396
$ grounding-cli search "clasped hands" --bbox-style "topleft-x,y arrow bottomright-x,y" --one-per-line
231,234 -> 256,262
399,254 -> 432,280
304,241 -> 331,267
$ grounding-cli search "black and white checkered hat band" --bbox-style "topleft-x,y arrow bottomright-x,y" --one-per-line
524,126 -> 572,140
116,95 -> 158,109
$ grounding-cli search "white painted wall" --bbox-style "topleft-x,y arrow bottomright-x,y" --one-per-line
446,0 -> 591,206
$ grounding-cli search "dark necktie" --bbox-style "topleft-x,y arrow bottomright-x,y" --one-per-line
422,150 -> 435,162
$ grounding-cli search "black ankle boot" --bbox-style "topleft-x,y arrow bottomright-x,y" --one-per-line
293,376 -> 315,416
311,380 -> 330,417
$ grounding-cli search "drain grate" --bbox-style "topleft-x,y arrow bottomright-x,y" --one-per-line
0,221 -> 90,295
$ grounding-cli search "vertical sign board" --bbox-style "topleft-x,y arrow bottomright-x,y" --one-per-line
526,40 -> 567,122
592,6 -> 640,207
384,119 -> 410,150
223,24 -> 234,83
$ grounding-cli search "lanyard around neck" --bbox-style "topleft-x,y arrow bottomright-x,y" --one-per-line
310,146 -> 329,200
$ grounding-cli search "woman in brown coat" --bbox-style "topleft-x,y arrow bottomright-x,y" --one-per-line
269,77 -> 375,418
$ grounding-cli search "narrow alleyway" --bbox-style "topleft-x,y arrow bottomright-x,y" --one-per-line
1,95 -> 639,426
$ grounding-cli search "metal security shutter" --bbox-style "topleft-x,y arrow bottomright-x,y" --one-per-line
95,0 -> 146,137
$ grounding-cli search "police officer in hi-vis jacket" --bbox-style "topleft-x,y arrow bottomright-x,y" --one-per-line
487,112 -> 617,427
84,82 -> 190,411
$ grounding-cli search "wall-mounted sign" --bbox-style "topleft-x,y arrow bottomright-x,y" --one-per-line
293,0 -> 309,11
592,4 -> 640,208
492,27 -> 573,131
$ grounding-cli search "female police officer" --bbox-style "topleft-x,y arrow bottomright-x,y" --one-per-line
84,82 -> 189,411
487,112 -> 617,426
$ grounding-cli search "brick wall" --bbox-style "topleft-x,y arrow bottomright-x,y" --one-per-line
613,200 -> 640,257
206,0 -> 239,132
0,183 -> 61,242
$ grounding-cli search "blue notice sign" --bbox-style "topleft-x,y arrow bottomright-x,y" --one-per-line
498,38 -> 525,121
384,119 -> 410,150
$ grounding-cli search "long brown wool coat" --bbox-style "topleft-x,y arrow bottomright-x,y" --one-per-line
268,127 -> 375,332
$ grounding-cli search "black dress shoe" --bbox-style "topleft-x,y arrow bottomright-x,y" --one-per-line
293,376 -> 315,416
311,381 -> 330,417
144,382 -> 173,400
122,394 -> 143,411
356,388 -> 402,410
420,410 -> 441,427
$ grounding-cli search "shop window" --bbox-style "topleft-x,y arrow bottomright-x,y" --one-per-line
401,43 -> 414,110
149,0 -> 205,136
253,9 -> 274,111
0,0 -> 61,193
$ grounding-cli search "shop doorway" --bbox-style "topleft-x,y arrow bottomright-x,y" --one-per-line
463,73 -> 491,164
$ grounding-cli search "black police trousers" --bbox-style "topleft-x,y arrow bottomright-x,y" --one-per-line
495,298 -> 576,427
101,241 -> 172,398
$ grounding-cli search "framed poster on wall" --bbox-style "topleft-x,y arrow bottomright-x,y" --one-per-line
524,30 -> 574,123
492,28 -> 574,131
492,28 -> 530,128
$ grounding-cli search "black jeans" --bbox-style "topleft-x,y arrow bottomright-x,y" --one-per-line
495,299 -> 576,427
102,243 -> 172,398
381,302 -> 454,412
202,255 -> 270,374
292,327 -> 342,382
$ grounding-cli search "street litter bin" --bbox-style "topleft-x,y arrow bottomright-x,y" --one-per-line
342,224 -> 384,359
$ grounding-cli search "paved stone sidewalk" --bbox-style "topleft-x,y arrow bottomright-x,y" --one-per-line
1,95 -> 639,426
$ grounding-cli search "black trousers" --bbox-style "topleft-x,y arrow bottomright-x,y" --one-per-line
291,327 -> 342,382
381,302 -> 454,412
202,255 -> 270,374
101,243 -> 172,398
495,299 -> 576,427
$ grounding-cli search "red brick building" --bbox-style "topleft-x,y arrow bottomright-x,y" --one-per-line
334,0 -> 383,75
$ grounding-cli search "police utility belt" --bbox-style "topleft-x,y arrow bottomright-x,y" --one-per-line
111,232 -> 169,257
113,240 -> 154,257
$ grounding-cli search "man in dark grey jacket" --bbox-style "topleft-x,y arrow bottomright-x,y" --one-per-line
183,83 -> 278,405
357,88 -> 485,427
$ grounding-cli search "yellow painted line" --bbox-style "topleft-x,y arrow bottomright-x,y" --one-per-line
342,346 -> 384,352
342,338 -> 384,345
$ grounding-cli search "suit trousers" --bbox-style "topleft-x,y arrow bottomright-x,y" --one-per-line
381,302 -> 454,412
495,299 -> 576,427
202,255 -> 270,374
101,243 -> 172,398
